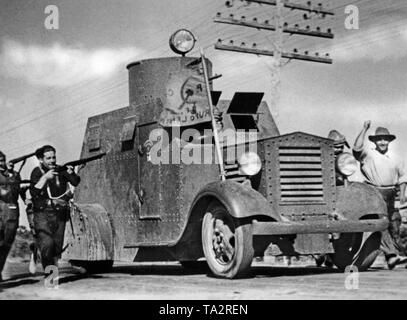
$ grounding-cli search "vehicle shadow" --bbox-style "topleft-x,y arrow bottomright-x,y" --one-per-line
107,262 -> 383,279
0,276 -> 40,289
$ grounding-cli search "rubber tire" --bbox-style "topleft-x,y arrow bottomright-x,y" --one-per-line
70,260 -> 114,274
202,203 -> 254,279
332,231 -> 381,271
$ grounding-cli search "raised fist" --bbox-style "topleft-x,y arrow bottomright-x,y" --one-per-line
363,120 -> 371,130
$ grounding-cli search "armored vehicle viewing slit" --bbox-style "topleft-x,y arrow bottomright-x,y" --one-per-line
62,30 -> 388,278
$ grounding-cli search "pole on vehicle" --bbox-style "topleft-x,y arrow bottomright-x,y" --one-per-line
200,48 -> 226,181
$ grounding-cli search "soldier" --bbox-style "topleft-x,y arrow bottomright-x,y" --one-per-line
316,130 -> 352,267
353,121 -> 407,269
30,145 -> 80,270
0,151 -> 28,281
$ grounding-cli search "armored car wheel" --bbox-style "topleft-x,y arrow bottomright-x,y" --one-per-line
202,203 -> 254,279
332,231 -> 381,271
70,260 -> 114,274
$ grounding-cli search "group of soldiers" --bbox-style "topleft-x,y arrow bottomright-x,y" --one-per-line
0,145 -> 80,281
322,121 -> 407,270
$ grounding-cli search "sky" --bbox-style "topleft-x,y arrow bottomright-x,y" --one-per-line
0,0 -> 406,224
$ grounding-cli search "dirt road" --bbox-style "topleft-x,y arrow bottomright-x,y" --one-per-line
1,255 -> 406,300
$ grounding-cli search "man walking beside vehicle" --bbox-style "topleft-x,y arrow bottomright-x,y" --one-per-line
353,121 -> 407,269
30,145 -> 80,270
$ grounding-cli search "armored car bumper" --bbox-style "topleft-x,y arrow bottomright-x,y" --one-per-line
252,216 -> 388,236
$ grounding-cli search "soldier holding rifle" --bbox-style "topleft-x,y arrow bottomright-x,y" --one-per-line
30,145 -> 81,270
0,151 -> 30,281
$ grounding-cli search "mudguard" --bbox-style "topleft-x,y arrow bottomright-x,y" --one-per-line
336,182 -> 388,220
189,180 -> 281,221
62,203 -> 114,261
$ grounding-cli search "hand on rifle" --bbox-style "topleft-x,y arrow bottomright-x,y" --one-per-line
43,169 -> 57,181
66,165 -> 74,175
6,162 -> 14,171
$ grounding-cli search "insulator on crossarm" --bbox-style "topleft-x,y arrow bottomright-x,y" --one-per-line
294,24 -> 299,28
229,14 -> 234,19
316,26 -> 321,31
229,40 -> 234,45
327,28 -> 332,34
307,1 -> 311,7
304,50 -> 309,55
306,25 -> 310,30
252,43 -> 257,48
325,53 -> 330,58
253,17 -> 257,22
264,20 -> 269,24
241,15 -> 246,21
284,22 -> 288,27
225,1 -> 233,8
241,42 -> 246,46
315,52 -> 319,56
216,12 -> 221,17
293,48 -> 298,53
217,39 -> 222,44
303,13 -> 308,20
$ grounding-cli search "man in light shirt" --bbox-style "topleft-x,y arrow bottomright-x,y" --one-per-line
353,121 -> 407,269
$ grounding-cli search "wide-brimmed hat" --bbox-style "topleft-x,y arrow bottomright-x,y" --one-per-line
368,127 -> 396,142
328,130 -> 350,148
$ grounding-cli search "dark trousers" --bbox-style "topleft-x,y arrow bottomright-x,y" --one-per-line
33,209 -> 67,269
0,203 -> 19,273
376,188 -> 402,259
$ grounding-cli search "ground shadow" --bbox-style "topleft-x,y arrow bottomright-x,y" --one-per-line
58,273 -> 104,285
0,277 -> 40,289
107,262 -> 382,279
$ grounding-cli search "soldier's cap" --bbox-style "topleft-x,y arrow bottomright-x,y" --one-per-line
368,127 -> 396,142
328,130 -> 350,148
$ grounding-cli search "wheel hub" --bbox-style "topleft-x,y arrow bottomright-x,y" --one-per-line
211,219 -> 235,264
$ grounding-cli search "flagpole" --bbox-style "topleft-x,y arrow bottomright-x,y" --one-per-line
200,48 -> 226,181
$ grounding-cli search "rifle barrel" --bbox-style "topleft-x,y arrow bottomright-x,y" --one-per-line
0,180 -> 32,186
56,153 -> 107,172
10,152 -> 36,164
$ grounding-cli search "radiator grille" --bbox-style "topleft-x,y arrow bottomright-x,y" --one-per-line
279,146 -> 323,202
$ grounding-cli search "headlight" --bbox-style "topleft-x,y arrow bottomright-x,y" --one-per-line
238,152 -> 262,176
336,152 -> 358,176
169,29 -> 196,56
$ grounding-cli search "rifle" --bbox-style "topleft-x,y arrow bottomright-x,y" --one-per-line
9,152 -> 36,174
9,152 -> 36,164
0,179 -> 32,186
55,152 -> 106,173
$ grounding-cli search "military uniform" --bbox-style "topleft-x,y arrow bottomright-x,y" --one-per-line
0,168 -> 24,276
30,166 -> 80,268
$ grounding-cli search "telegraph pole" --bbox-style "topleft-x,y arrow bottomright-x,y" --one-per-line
214,0 -> 335,63
213,0 -> 335,114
